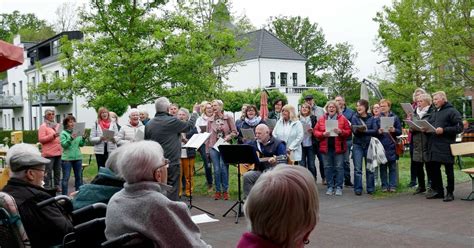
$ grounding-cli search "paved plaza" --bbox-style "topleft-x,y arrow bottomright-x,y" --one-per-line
191,182 -> 474,248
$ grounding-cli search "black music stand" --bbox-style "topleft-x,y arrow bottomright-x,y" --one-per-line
220,144 -> 259,224
186,160 -> 214,216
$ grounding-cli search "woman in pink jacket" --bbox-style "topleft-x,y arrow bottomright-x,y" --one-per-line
38,109 -> 62,191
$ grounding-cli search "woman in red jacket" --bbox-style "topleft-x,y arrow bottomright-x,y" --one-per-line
314,100 -> 351,196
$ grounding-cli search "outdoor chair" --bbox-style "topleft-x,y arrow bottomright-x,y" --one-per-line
101,232 -> 154,248
0,191 -> 30,248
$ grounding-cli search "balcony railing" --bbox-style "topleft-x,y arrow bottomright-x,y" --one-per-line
264,85 -> 329,96
31,93 -> 72,106
0,95 -> 24,109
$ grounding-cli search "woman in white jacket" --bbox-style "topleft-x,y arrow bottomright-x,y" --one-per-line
117,108 -> 145,146
272,105 -> 304,164
90,107 -> 119,170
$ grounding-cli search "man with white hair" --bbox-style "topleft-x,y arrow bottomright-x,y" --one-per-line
145,97 -> 200,201
105,141 -> 209,247
425,91 -> 463,202
2,143 -> 73,247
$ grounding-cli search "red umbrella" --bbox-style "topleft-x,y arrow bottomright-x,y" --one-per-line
259,90 -> 269,120
0,40 -> 24,72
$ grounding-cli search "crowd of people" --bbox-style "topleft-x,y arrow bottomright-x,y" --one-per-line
0,88 -> 467,247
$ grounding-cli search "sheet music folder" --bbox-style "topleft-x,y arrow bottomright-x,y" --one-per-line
219,144 -> 260,164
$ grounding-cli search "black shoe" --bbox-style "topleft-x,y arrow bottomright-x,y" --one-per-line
408,182 -> 417,188
413,187 -> 426,195
355,191 -> 362,196
443,193 -> 454,202
426,192 -> 444,199
345,181 -> 354,187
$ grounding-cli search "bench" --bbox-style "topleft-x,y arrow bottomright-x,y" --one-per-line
461,168 -> 474,201
450,142 -> 474,170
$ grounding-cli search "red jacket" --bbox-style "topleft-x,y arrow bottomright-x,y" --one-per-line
313,114 -> 351,154
38,122 -> 62,157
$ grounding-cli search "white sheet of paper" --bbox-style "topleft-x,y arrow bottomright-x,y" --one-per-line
183,132 -> 211,149
191,214 -> 219,224
102,129 -> 115,140
380,117 -> 394,133
325,120 -> 338,137
134,129 -> 144,141
405,120 -> 421,131
414,120 -> 436,133
72,122 -> 85,136
301,122 -> 312,138
212,137 -> 228,152
241,128 -> 255,140
400,103 -> 414,115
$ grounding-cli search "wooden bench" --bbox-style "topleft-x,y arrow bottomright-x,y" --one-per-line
80,146 -> 95,181
461,168 -> 474,201
450,142 -> 474,170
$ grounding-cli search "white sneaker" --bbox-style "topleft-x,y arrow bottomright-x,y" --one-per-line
335,188 -> 343,196
326,188 -> 334,195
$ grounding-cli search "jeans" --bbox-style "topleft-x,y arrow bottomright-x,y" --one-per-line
314,143 -> 325,180
61,160 -> 83,195
210,149 -> 229,192
45,156 -> 61,189
352,143 -> 375,193
322,148 -> 344,189
343,139 -> 352,184
199,145 -> 213,186
301,146 -> 317,179
380,160 -> 397,189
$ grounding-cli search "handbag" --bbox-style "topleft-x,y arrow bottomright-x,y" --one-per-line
388,133 -> 404,156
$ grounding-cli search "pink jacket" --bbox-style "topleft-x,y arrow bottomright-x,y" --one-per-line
38,122 -> 62,157
206,113 -> 237,153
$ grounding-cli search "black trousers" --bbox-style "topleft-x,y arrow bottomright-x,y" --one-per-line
427,161 -> 454,195
412,161 -> 427,189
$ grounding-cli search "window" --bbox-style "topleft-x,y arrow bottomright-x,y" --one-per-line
19,81 -> 23,97
270,72 -> 276,87
292,73 -> 298,86
33,117 -> 37,130
21,117 -> 24,130
56,114 -> 61,123
280,72 -> 287,86
4,115 -> 6,129
42,74 -> 47,82
12,83 -> 16,96
31,76 -> 35,84
11,117 -> 15,130
54,70 -> 60,78
52,40 -> 60,55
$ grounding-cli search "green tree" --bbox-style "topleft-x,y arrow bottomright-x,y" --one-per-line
36,0 -> 242,116
266,16 -> 332,86
323,42 -> 360,104
373,0 -> 472,90
298,89 -> 328,107
0,11 -> 54,42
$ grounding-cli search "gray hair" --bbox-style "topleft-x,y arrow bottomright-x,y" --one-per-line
105,145 -> 126,174
44,108 -> 55,115
178,108 -> 190,120
10,170 -> 26,179
116,141 -> 167,184
417,93 -> 432,105
244,165 -> 319,247
129,108 -> 139,118
413,88 -> 426,102
155,97 -> 171,113
324,100 -> 341,114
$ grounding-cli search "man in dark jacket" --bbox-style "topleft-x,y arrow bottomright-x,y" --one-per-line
2,143 -> 74,247
145,97 -> 199,201
426,91 -> 463,202
243,124 -> 287,197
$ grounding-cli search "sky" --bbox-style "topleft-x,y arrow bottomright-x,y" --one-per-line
1,0 -> 393,81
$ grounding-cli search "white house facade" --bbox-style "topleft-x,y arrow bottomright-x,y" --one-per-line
222,29 -> 328,107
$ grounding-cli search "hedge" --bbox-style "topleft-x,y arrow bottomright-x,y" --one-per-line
0,129 -> 92,146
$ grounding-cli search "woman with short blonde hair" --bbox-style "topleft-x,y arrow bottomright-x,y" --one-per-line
238,165 -> 319,248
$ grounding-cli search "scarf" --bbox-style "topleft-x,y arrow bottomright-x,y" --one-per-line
417,105 -> 430,119
99,119 -> 111,130
44,118 -> 57,129
244,116 -> 261,127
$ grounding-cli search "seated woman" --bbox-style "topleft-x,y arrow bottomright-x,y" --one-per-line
237,165 -> 319,248
105,141 -> 209,247
72,146 -> 125,209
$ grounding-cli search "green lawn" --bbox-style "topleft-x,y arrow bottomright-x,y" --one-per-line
81,153 -> 474,200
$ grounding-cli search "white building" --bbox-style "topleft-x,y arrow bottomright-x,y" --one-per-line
221,29 -> 328,107
1,32 -> 97,131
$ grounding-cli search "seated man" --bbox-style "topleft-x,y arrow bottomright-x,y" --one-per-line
243,124 -> 287,197
2,143 -> 73,247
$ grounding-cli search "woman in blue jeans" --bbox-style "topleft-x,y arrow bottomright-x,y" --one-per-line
299,103 -> 318,180
60,115 -> 86,195
375,99 -> 402,192
350,99 -> 377,195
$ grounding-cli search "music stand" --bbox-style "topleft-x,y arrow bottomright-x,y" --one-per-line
186,159 -> 214,216
219,144 -> 260,224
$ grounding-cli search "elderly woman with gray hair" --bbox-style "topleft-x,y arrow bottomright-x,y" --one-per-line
105,141 -> 209,247
116,108 -> 145,146
237,165 -> 319,247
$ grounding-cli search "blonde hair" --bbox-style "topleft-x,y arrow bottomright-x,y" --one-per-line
281,105 -> 298,121
432,91 -> 447,101
244,165 -> 319,247
199,101 -> 209,113
324,100 -> 340,114
412,88 -> 426,102
379,99 -> 392,108
417,93 -> 432,105
299,103 -> 312,117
